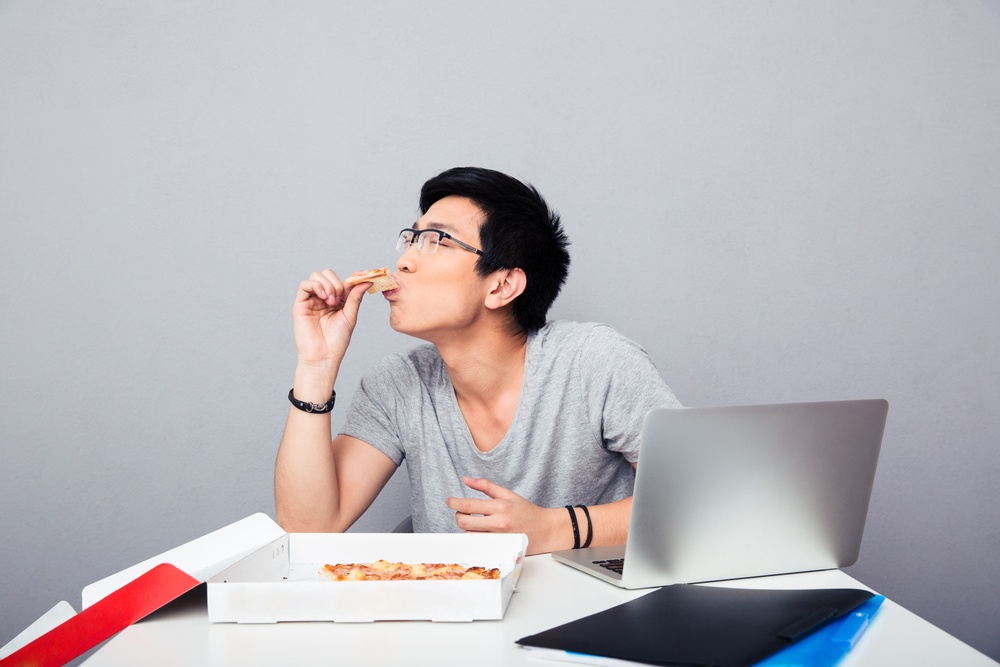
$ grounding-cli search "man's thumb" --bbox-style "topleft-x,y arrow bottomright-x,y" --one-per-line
342,284 -> 367,321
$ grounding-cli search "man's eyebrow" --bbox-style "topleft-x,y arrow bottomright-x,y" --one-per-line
413,221 -> 458,233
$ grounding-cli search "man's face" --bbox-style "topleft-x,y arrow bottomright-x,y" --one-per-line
385,195 -> 492,341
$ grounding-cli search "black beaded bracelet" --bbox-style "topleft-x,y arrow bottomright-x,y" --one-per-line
576,504 -> 593,548
566,505 -> 581,549
288,388 -> 336,413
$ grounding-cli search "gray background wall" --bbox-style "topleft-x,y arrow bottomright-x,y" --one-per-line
2,0 -> 998,661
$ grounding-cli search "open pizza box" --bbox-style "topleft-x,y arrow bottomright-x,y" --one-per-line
207,529 -> 527,623
0,513 -> 527,666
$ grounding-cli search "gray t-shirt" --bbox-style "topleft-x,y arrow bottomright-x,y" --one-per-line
341,320 -> 682,533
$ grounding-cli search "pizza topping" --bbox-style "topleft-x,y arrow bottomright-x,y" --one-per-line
319,560 -> 500,581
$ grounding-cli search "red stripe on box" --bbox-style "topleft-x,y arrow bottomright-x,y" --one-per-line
1,563 -> 199,667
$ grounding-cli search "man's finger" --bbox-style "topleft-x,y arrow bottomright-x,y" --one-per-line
446,496 -> 494,516
454,512 -> 493,532
462,476 -> 510,499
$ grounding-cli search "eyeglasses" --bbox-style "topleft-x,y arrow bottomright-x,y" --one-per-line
395,228 -> 484,256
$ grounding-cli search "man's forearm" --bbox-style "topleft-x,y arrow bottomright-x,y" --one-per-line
275,412 -> 346,531
274,365 -> 342,531
532,497 -> 633,555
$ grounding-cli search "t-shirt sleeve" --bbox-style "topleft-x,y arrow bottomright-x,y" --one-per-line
339,355 -> 410,466
579,325 -> 683,463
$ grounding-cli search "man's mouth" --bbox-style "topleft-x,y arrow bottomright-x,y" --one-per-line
382,275 -> 401,297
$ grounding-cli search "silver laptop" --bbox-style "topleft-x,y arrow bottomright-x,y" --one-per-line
552,399 -> 888,588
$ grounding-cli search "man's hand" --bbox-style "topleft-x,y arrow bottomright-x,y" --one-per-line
446,477 -> 568,555
293,269 -> 369,371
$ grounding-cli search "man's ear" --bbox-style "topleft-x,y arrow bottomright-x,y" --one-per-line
485,268 -> 527,310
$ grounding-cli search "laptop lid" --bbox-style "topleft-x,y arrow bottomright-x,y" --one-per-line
552,399 -> 888,589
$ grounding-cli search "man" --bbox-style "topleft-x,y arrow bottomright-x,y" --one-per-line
275,167 -> 681,555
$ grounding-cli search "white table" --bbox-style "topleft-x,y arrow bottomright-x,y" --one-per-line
83,555 -> 996,666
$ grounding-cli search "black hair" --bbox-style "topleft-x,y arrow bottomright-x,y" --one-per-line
419,167 -> 571,333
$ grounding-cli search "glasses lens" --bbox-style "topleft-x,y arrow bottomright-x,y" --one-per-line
417,230 -> 441,254
396,229 -> 414,253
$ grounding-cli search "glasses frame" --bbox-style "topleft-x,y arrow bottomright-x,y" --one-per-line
396,227 -> 484,256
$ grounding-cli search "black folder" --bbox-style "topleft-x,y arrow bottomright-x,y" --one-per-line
516,584 -> 874,667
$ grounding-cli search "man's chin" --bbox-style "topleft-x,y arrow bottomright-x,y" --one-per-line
388,317 -> 432,343
388,312 -> 411,336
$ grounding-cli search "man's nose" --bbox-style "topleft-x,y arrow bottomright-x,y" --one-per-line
397,243 -> 418,272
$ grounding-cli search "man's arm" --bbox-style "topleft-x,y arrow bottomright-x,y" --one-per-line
446,466 -> 637,555
274,269 -> 396,532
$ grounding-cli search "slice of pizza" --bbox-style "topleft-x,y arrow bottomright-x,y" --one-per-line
319,561 -> 500,581
343,268 -> 398,294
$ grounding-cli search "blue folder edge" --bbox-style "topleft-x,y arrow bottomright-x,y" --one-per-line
754,594 -> 885,667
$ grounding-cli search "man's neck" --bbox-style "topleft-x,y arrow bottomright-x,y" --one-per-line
436,322 -> 529,407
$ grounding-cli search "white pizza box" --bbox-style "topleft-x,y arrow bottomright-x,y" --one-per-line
206,531 -> 528,623
3,513 -> 528,665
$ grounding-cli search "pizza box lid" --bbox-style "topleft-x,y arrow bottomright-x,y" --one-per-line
81,512 -> 287,608
206,531 -> 529,623
0,514 -> 300,665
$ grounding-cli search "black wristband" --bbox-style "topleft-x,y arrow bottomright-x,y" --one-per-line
288,388 -> 336,413
566,505 -> 581,549
576,505 -> 593,548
